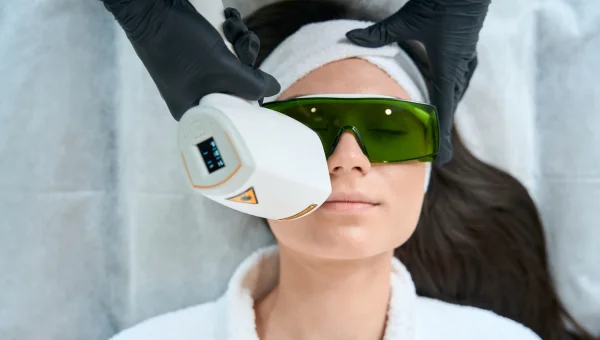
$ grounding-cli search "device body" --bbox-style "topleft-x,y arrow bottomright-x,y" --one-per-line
178,94 -> 331,220
177,1 -> 331,220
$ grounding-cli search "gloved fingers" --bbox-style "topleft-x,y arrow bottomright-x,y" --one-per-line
436,134 -> 453,165
102,0 -> 166,36
223,8 -> 248,45
233,63 -> 281,100
251,67 -> 281,99
456,56 -> 478,102
101,0 -> 135,14
432,104 -> 454,165
224,8 -> 261,66
346,22 -> 398,48
224,7 -> 242,20
346,9 -> 416,47
430,77 -> 455,165
423,47 -> 454,164
233,31 -> 261,67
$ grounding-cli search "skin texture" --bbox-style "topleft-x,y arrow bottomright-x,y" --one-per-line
255,58 -> 429,340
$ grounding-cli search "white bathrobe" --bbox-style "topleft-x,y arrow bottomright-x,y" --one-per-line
110,246 -> 541,340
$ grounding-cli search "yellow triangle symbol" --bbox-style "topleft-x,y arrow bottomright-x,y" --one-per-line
226,187 -> 258,204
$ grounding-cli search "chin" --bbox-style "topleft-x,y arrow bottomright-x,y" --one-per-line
269,211 -> 418,261
303,223 -> 398,260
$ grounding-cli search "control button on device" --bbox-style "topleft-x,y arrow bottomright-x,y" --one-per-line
227,187 -> 258,204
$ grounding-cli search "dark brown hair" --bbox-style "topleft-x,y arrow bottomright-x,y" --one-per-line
244,1 -> 594,339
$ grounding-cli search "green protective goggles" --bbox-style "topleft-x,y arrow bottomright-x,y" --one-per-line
263,95 -> 440,163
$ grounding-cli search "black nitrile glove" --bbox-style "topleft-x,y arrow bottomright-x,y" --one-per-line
346,0 -> 491,164
101,1 -> 280,121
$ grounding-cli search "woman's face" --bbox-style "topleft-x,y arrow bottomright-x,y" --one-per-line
267,58 -> 428,260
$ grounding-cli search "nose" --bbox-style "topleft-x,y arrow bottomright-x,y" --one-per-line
327,131 -> 372,176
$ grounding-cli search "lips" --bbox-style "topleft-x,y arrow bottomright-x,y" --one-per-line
325,192 -> 379,205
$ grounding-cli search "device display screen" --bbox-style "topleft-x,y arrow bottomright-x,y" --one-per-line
197,137 -> 225,174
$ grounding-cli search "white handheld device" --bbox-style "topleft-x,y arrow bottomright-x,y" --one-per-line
177,1 -> 331,220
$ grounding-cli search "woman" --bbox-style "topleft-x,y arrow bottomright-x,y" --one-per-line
245,2 -> 594,340
109,1 -> 563,339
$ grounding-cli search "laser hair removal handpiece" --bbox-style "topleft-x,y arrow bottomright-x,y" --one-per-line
177,1 -> 331,221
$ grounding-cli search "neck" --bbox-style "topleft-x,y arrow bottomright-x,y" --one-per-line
255,245 -> 393,340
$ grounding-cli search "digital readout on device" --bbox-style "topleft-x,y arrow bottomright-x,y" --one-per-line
197,137 -> 225,174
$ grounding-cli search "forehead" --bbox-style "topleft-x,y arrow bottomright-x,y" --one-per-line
279,58 -> 411,101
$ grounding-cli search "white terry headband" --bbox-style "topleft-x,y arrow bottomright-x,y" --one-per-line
259,19 -> 432,190
260,19 -> 429,103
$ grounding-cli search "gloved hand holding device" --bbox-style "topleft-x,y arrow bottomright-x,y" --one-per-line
347,0 -> 492,164
101,0 -> 280,121
101,0 -> 330,221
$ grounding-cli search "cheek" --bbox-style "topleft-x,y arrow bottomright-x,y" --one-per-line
267,216 -> 325,255
379,163 -> 427,240
385,164 -> 426,196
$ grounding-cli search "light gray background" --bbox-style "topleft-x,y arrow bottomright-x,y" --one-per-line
0,0 -> 598,339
